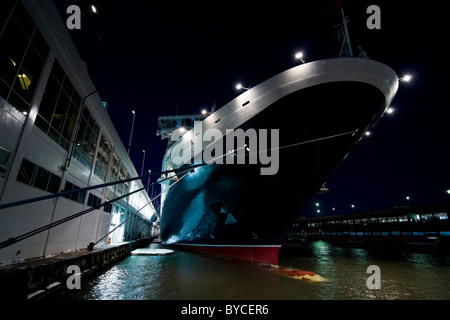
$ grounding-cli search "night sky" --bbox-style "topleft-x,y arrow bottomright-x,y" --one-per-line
54,0 -> 449,217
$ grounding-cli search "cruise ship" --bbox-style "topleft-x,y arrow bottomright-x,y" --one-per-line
156,15 -> 399,265
0,0 -> 158,264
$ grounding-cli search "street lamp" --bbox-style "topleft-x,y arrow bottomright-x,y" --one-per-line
127,110 -> 135,154
141,149 -> 146,176
295,52 -> 305,63
91,5 -> 97,13
446,189 -> 450,195
236,83 -> 250,91
147,169 -> 152,189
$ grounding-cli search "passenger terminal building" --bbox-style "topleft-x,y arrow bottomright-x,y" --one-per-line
0,0 -> 158,264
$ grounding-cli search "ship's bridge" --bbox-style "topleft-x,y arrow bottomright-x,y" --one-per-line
157,113 -> 210,140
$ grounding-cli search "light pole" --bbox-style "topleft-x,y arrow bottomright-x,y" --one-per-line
141,149 -> 146,176
295,52 -> 305,63
235,83 -> 250,91
127,110 -> 135,154
147,169 -> 152,188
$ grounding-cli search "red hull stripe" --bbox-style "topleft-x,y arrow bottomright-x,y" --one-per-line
171,243 -> 281,265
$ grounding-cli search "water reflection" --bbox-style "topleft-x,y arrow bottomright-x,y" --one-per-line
65,241 -> 450,300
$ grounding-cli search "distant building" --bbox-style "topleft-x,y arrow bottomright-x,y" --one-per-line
0,0 -> 158,264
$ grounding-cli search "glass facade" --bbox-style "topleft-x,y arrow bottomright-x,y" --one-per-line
0,0 -> 49,114
35,60 -> 81,150
0,145 -> 11,177
72,107 -> 100,170
94,134 -> 112,181
62,181 -> 86,204
16,158 -> 61,193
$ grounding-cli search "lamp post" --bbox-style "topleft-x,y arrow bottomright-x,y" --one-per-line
147,169 -> 152,188
141,149 -> 146,176
236,83 -> 250,91
295,52 -> 305,63
127,110 -> 135,154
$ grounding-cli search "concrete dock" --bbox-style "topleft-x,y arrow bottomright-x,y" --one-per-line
0,237 -> 155,300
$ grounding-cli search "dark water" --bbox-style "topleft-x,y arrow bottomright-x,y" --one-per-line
62,241 -> 450,300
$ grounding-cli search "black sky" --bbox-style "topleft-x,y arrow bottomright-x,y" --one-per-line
54,0 -> 450,217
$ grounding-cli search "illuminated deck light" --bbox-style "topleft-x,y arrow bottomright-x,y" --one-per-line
235,83 -> 250,91
400,74 -> 412,82
295,52 -> 305,63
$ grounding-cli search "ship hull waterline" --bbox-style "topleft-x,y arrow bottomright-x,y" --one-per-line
158,58 -> 398,264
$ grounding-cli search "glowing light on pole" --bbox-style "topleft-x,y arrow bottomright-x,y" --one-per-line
141,150 -> 146,176
236,83 -> 250,91
400,74 -> 412,82
295,52 -> 305,63
127,110 -> 136,154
